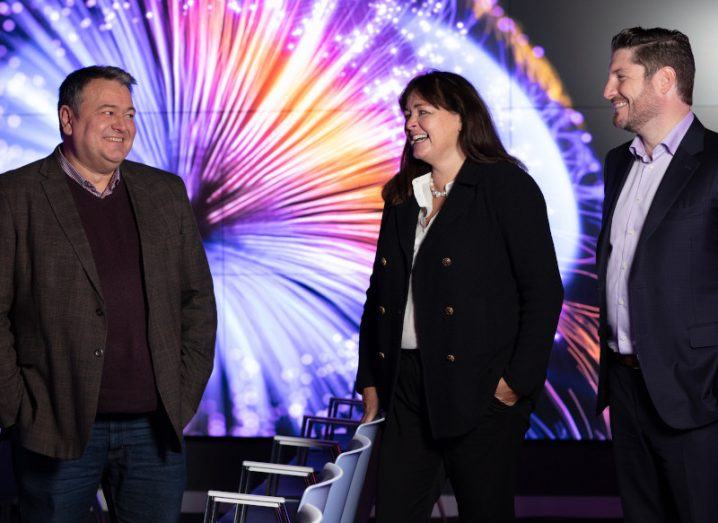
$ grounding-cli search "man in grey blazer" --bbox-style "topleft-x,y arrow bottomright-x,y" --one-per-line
0,65 -> 217,521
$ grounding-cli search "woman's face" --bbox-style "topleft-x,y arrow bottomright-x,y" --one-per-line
403,91 -> 463,168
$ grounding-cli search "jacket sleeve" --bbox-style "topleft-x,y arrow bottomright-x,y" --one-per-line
0,188 -> 22,428
355,204 -> 390,393
169,176 -> 218,427
494,168 -> 564,397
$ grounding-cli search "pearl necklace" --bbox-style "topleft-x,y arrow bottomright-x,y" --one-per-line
429,175 -> 448,198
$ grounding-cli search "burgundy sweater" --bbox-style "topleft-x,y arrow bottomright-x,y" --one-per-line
66,177 -> 158,414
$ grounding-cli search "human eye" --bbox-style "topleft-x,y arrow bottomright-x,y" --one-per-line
125,112 -> 135,119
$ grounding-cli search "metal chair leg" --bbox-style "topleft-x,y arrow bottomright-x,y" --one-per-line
204,498 -> 218,523
237,470 -> 250,523
279,504 -> 291,523
436,497 -> 448,522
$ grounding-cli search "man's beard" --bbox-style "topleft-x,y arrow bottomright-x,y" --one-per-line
614,85 -> 661,133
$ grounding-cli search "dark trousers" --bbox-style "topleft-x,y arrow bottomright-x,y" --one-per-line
609,359 -> 718,523
375,350 -> 531,523
13,413 -> 185,523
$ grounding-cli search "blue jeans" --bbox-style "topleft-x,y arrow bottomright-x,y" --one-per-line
13,414 -> 185,523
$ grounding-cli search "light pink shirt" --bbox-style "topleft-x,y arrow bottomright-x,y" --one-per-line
606,112 -> 694,354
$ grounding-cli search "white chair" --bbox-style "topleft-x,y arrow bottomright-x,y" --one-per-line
327,396 -> 363,419
204,491 -> 289,523
241,434 -> 371,523
340,417 -> 384,523
295,502 -> 322,523
318,434 -> 370,522
204,462 -> 343,523
267,417 -> 384,523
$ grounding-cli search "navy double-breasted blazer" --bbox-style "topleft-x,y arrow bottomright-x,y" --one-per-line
356,159 -> 563,439
597,118 -> 718,430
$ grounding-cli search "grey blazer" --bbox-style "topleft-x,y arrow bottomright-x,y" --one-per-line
0,154 -> 217,459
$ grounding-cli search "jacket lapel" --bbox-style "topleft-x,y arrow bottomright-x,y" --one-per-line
39,155 -> 104,301
637,119 -> 704,245
417,160 -> 477,255
395,198 -> 419,272
597,147 -> 633,281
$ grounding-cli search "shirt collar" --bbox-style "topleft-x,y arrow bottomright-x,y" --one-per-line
629,111 -> 694,163
412,172 -> 455,210
55,145 -> 121,199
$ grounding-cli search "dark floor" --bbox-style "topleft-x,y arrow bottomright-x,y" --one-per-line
0,513 -> 623,523
1,438 -> 624,522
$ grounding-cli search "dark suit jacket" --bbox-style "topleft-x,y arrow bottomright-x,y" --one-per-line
597,118 -> 718,429
356,160 -> 564,439
0,153 -> 217,459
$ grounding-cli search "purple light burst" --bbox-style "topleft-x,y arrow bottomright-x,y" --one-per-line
0,0 -> 606,439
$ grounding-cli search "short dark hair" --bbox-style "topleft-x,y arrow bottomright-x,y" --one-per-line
58,65 -> 137,114
611,27 -> 695,105
383,70 -> 522,204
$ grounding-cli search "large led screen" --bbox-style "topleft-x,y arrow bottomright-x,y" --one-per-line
0,0 -> 606,439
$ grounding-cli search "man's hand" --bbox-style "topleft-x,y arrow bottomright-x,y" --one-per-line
359,386 -> 380,423
494,377 -> 519,406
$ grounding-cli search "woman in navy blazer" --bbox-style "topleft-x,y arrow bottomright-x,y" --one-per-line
356,71 -> 563,522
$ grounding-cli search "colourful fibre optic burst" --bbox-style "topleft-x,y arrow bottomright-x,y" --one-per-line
0,0 -> 606,438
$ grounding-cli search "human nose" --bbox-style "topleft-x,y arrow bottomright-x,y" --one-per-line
405,113 -> 418,132
111,114 -> 130,132
603,78 -> 616,101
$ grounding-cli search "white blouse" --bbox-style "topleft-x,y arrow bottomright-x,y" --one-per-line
400,173 -> 455,349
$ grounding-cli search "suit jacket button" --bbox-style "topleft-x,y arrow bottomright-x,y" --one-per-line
378,305 -> 386,315
444,306 -> 454,316
446,354 -> 456,363
95,308 -> 104,317
94,349 -> 104,358
378,352 -> 386,359
380,257 -> 388,267
442,257 -> 452,267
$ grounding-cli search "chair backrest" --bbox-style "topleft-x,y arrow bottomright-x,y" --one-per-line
321,434 -> 371,523
298,462 -> 342,516
340,418 -> 384,523
296,502 -> 323,523
354,417 -> 383,442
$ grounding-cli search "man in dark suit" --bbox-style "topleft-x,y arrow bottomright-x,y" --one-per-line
0,66 -> 217,521
597,27 -> 718,522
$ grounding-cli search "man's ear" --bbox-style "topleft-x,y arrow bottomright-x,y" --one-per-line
655,66 -> 677,96
58,105 -> 74,136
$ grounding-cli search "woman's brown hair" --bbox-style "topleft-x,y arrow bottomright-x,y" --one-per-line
383,70 -> 523,204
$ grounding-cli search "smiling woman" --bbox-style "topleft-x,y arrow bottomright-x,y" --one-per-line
356,70 -> 564,522
403,92 -> 464,179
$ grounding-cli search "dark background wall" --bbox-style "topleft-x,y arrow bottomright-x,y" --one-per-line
508,0 -> 718,159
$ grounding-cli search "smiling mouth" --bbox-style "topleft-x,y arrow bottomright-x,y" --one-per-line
612,100 -> 627,111
410,134 -> 428,146
105,137 -> 124,143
